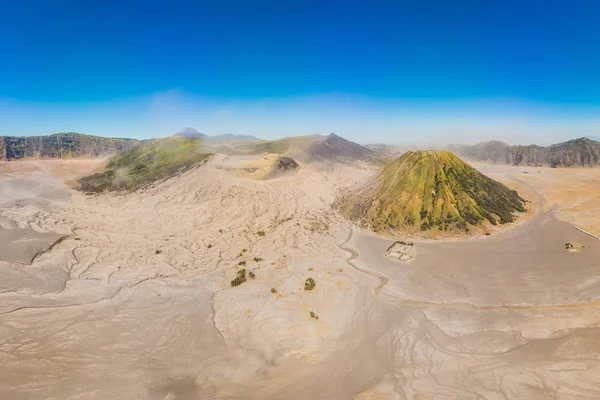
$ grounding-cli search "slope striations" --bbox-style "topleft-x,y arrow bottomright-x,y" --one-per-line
337,150 -> 526,233
0,133 -> 139,161
453,137 -> 600,167
302,133 -> 380,163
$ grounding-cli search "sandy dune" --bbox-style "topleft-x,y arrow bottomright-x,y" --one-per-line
0,158 -> 599,399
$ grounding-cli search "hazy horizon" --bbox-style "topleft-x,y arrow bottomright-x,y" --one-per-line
3,91 -> 599,146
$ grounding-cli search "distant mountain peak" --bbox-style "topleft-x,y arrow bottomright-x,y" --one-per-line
175,127 -> 206,138
324,132 -> 350,145
304,132 -> 378,162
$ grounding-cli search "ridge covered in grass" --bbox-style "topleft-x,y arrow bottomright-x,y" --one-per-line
337,150 -> 526,233
77,137 -> 211,192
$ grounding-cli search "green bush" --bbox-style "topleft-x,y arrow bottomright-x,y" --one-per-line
230,276 -> 246,286
248,271 -> 256,279
257,231 -> 266,236
304,277 -> 316,291
231,269 -> 247,287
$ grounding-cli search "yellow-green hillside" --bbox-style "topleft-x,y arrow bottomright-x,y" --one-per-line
337,150 -> 526,233
77,137 -> 211,192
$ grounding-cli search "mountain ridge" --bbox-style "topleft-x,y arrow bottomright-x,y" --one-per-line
174,127 -> 260,142
199,132 -> 387,165
0,133 -> 140,161
174,127 -> 207,138
77,137 -> 211,192
452,137 -> 600,167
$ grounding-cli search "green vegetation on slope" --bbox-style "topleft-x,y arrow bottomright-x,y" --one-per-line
77,137 -> 210,192
0,133 -> 139,161
337,150 -> 526,233
252,139 -> 291,154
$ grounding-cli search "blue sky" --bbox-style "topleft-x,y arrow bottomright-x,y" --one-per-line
0,0 -> 598,144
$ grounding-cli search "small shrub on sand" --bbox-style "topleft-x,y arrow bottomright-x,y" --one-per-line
253,257 -> 263,262
304,278 -> 316,291
230,276 -> 245,286
248,271 -> 256,279
231,269 -> 247,287
257,231 -> 266,237
238,261 -> 247,266
271,288 -> 277,294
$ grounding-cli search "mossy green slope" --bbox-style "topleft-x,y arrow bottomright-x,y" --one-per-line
77,137 -> 211,192
337,150 -> 526,233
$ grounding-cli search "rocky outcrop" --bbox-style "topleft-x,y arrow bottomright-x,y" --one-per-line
452,137 -> 600,167
0,133 -> 139,161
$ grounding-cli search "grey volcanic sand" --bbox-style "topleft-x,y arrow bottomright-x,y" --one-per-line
350,213 -> 600,306
0,223 -> 63,264
347,213 -> 600,399
0,177 -> 68,263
